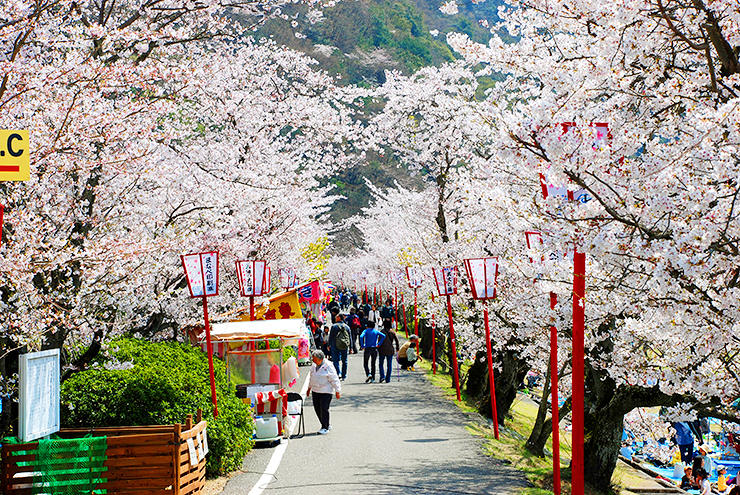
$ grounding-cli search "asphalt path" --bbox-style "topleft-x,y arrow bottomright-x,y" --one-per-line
220,351 -> 527,495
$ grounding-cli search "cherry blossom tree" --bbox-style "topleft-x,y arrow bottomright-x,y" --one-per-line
444,0 -> 740,487
0,0 -> 359,436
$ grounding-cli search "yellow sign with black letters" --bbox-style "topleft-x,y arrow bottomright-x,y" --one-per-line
0,130 -> 30,181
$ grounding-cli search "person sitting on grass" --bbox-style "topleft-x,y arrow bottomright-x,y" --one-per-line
680,466 -> 695,490
697,468 -> 711,495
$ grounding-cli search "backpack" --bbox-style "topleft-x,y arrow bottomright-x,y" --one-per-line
349,314 -> 361,330
335,323 -> 351,351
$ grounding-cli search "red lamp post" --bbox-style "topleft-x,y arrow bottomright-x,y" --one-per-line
430,312 -> 436,375
463,257 -> 500,439
534,121 -> 603,495
432,266 -> 461,402
525,230 -> 561,493
181,251 -> 220,418
400,291 -> 408,338
405,267 -> 423,337
236,260 -> 268,320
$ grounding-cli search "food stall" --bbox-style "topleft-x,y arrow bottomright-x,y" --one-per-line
209,317 -> 307,445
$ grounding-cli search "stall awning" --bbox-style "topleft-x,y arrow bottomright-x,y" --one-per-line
209,318 -> 306,341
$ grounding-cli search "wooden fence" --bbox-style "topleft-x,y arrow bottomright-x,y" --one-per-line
1,412 -> 207,494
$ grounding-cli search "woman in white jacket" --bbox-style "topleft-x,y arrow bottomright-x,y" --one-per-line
306,349 -> 341,435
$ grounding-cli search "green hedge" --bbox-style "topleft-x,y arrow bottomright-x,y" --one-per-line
61,338 -> 254,477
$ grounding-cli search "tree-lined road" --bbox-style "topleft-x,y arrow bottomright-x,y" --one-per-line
221,352 -> 527,494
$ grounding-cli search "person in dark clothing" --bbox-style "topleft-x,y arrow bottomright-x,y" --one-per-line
330,306 -> 339,324
672,422 -> 695,464
357,310 -> 366,349
692,444 -> 709,474
328,315 -> 350,379
360,301 -> 371,319
380,299 -> 394,321
327,298 -> 339,315
347,309 -> 362,354
378,318 -> 399,383
680,466 -> 694,490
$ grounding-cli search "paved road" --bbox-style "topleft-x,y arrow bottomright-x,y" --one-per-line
221,352 -> 527,495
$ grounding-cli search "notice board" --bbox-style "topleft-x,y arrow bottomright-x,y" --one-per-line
19,349 -> 60,442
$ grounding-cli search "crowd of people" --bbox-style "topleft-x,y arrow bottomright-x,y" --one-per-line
678,443 -> 737,494
304,289 -> 422,434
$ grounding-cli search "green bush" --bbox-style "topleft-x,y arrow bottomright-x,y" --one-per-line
283,345 -> 297,362
61,338 -> 254,477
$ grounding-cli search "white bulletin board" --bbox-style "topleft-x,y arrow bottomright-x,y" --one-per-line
19,349 -> 60,442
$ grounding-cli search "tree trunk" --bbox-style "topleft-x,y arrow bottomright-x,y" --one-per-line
528,399 -> 573,457
584,400 -> 628,491
526,363 -> 551,454
466,342 -> 529,425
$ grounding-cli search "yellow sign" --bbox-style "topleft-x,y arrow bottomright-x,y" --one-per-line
0,130 -> 30,181
232,290 -> 303,322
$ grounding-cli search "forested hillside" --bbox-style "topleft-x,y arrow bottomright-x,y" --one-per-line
254,0 -> 502,86
249,0 -> 503,250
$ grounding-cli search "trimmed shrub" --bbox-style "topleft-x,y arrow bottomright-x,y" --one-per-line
61,338 -> 254,477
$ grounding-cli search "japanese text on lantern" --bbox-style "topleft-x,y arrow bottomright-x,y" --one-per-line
203,253 -> 217,295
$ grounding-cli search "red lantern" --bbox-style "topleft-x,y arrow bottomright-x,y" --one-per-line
237,260 -> 268,321
463,258 -> 500,439
181,251 -> 220,417
432,266 -> 461,401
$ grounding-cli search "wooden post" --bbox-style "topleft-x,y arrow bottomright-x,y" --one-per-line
173,422 -> 182,495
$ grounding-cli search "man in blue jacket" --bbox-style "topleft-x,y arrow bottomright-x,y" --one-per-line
359,321 -> 386,383
672,421 -> 696,464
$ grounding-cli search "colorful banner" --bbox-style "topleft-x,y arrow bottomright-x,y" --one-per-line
296,280 -> 331,304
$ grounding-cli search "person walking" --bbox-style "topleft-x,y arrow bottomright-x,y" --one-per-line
366,304 -> 381,329
380,299 -> 394,325
328,314 -> 351,380
347,308 -> 362,355
306,350 -> 341,435
359,321 -> 385,383
378,318 -> 399,383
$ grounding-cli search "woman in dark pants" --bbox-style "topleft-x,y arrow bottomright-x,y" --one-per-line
306,350 -> 341,435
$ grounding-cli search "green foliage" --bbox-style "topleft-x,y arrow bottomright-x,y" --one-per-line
283,345 -> 297,362
61,338 -> 254,477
